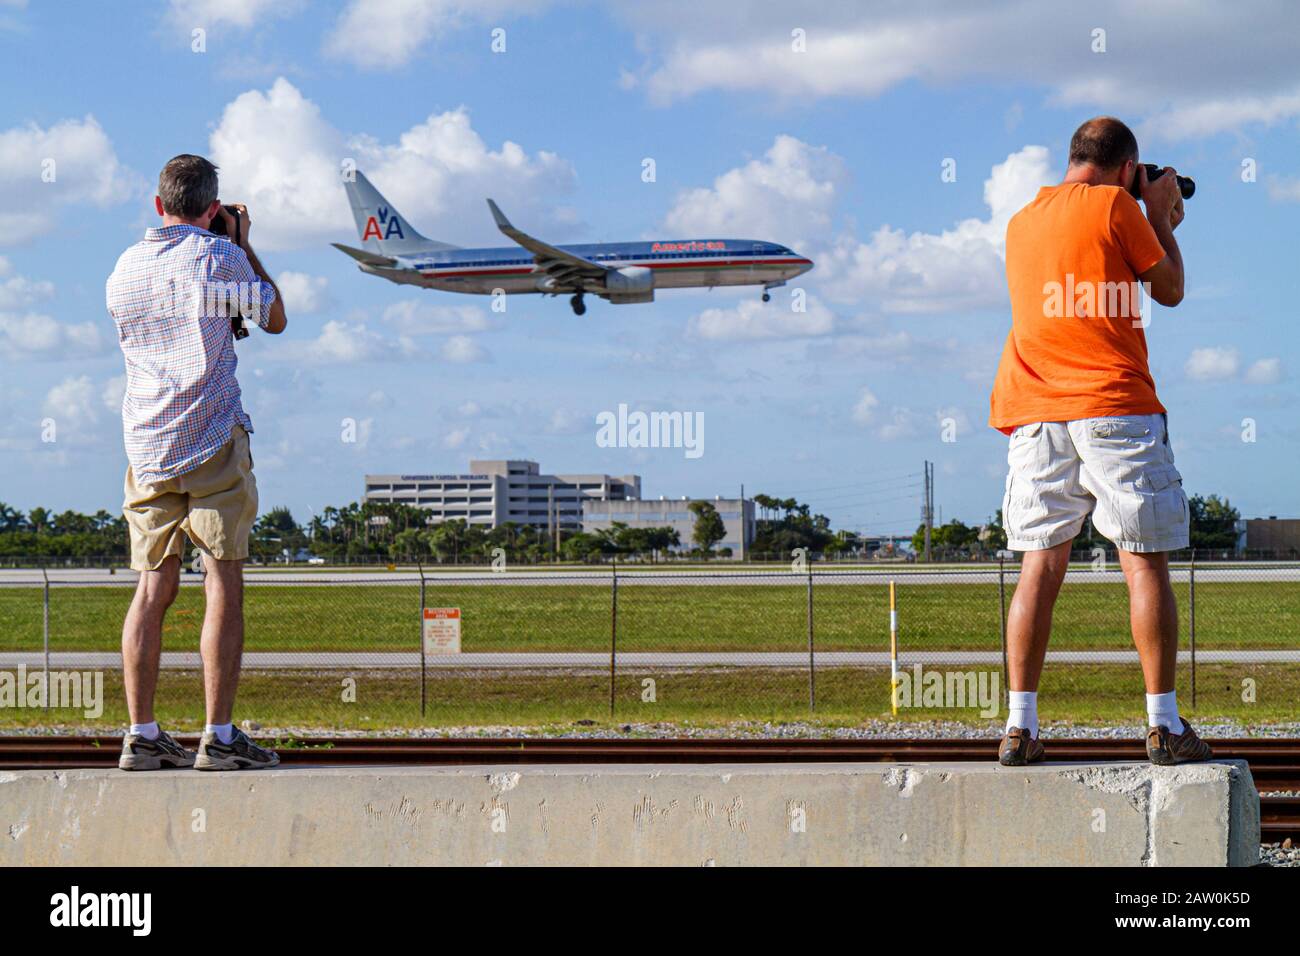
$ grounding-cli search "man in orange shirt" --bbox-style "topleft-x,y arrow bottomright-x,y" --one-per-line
989,117 -> 1210,767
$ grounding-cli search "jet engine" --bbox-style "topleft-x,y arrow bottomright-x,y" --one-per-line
602,266 -> 654,304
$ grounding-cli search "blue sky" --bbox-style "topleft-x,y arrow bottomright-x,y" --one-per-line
1,0 -> 1297,538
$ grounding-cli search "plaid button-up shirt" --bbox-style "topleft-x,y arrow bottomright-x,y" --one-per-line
106,224 -> 276,485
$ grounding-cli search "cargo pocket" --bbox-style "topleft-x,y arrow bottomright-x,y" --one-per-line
1141,463 -> 1187,539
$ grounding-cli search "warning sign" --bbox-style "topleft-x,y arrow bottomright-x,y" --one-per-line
422,608 -> 461,655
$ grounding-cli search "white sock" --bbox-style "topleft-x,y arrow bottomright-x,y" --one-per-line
1006,691 -> 1039,739
206,723 -> 235,744
129,721 -> 159,740
1146,691 -> 1184,735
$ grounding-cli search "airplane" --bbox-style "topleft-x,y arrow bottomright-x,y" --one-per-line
332,171 -> 814,315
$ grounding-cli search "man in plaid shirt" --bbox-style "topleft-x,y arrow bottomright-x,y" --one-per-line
106,154 -> 287,771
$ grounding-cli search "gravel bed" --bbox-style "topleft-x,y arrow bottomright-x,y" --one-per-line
7,717 -> 1300,740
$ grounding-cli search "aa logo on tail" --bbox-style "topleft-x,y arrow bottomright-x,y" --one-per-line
362,205 -> 405,241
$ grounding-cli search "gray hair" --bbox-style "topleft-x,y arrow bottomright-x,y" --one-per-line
158,154 -> 219,219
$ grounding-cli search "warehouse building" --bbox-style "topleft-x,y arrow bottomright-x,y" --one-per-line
364,460 -> 640,530
582,496 -> 756,558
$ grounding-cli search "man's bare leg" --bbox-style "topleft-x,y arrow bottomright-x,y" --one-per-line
1117,549 -> 1178,694
122,556 -> 180,725
200,555 -> 244,726
1005,539 -> 1073,691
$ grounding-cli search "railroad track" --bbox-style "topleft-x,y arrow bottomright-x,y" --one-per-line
4,736 -> 1297,841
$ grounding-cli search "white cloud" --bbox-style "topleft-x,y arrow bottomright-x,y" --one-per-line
209,78 -> 576,250
291,319 -> 414,365
1185,347 -> 1240,382
443,426 -> 470,449
876,407 -> 916,441
0,116 -> 141,244
662,135 -> 847,248
276,271 -> 331,314
1265,176 -> 1300,203
851,388 -> 879,425
817,145 -> 1052,312
325,0 -> 553,69
619,1 -> 1300,138
382,300 -> 492,334
43,375 -> 103,437
1244,357 -> 1282,385
101,375 -> 126,413
0,312 -> 104,359
165,0 -> 299,30
689,295 -> 835,341
0,257 -> 54,308
441,334 -> 489,363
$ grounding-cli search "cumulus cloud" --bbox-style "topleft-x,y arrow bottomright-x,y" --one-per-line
209,78 -> 576,250
618,1 -> 1300,138
1244,357 -> 1282,385
0,312 -> 104,359
289,319 -> 416,365
816,145 -> 1052,312
662,135 -> 847,248
1185,347 -> 1240,381
688,295 -> 835,341
441,334 -> 489,363
0,116 -> 141,244
276,271 -> 332,314
166,0 -> 299,30
324,0 -> 553,68
851,387 -> 879,425
382,300 -> 492,334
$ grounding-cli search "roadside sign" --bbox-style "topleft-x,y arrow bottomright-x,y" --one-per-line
423,608 -> 461,654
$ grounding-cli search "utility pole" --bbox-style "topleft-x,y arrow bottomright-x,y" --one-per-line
922,460 -> 933,562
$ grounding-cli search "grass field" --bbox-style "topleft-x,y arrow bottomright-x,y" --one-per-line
0,663 -> 1293,730
0,579 -> 1297,654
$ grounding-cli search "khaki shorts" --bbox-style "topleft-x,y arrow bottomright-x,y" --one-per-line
123,425 -> 258,571
1002,413 -> 1189,553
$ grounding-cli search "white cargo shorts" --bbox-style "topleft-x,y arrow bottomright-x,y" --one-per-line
1002,413 -> 1189,553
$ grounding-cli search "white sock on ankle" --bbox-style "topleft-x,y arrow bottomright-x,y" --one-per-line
1146,691 -> 1184,735
1006,691 -> 1039,739
129,721 -> 159,740
205,723 -> 235,744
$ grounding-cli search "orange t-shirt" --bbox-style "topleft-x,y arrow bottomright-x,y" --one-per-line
989,182 -> 1169,434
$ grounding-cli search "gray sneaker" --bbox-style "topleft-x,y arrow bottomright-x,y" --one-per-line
195,727 -> 280,771
119,729 -> 196,771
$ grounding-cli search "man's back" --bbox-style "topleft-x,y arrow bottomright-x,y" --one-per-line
990,182 -> 1168,433
107,224 -> 273,484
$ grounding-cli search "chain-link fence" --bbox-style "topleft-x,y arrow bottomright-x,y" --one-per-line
0,556 -> 1296,729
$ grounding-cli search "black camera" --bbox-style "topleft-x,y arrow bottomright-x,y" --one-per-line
208,204 -> 242,244
208,205 -> 249,339
1130,163 -> 1195,200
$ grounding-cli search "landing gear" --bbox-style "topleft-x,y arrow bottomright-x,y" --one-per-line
761,292 -> 771,303
762,280 -> 785,303
570,293 -> 586,316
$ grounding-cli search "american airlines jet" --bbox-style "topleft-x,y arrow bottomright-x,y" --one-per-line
333,171 -> 814,315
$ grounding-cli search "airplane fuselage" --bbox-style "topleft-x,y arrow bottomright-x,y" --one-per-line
360,238 -> 813,296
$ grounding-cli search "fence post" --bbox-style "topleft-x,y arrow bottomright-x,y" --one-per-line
417,561 -> 426,719
1188,551 -> 1197,710
41,565 -> 50,712
997,556 -> 1008,712
806,565 -> 815,711
889,579 -> 898,716
609,559 -> 618,717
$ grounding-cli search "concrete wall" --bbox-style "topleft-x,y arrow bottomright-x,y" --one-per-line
0,760 -> 1258,867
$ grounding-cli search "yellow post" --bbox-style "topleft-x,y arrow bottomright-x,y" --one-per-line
889,580 -> 898,716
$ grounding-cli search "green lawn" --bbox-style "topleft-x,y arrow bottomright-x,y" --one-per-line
0,579 -> 1296,653
1,663 -> 1293,730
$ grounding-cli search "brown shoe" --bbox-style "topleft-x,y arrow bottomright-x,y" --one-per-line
1146,719 -> 1213,765
998,727 -> 1045,766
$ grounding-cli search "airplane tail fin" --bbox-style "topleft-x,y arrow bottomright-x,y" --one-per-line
344,171 -> 460,255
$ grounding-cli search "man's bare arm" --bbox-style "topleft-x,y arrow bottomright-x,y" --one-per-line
218,203 -> 287,334
1137,166 -> 1185,308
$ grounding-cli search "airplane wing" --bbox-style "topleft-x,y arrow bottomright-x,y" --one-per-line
331,242 -> 398,268
486,199 -> 607,286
